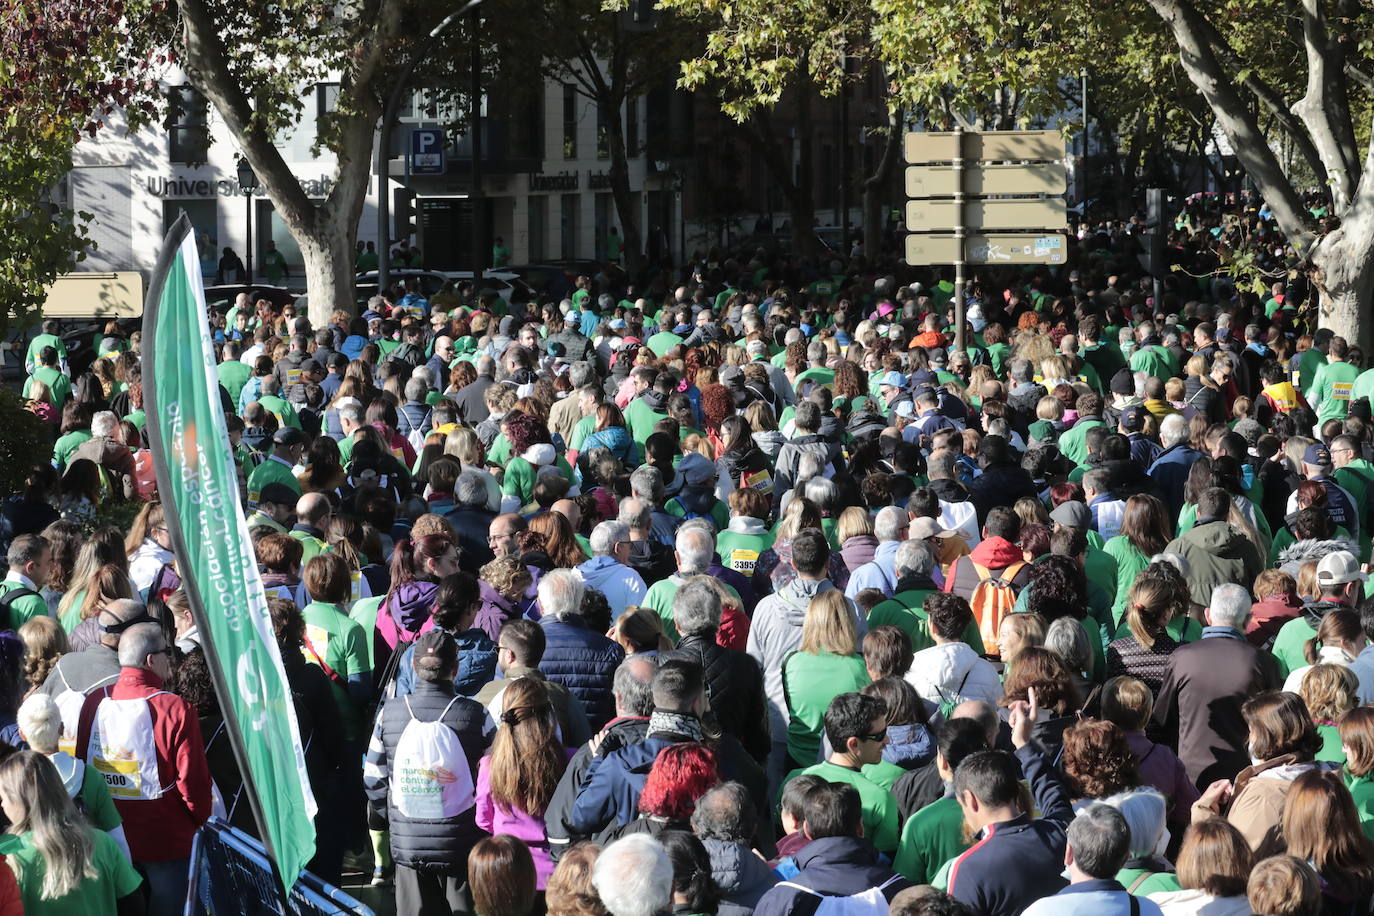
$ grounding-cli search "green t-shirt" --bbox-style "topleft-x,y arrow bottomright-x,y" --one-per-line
570,415 -> 597,452
0,577 -> 48,629
246,457 -> 302,508
349,596 -> 385,670
1347,771 -> 1374,842
625,398 -> 669,446
52,430 -> 92,471
894,796 -> 967,884
290,530 -> 331,564
257,394 -> 302,430
1271,615 -> 1319,678
716,529 -> 775,579
72,759 -> 122,832
1317,722 -> 1346,765
3,827 -> 142,916
1103,536 -> 1151,628
1307,359 -> 1360,422
22,366 -> 71,409
24,333 -> 67,372
218,360 -> 252,405
300,601 -> 369,739
666,495 -> 728,533
1296,346 -> 1327,393
1116,867 -> 1181,896
642,576 -> 742,643
646,331 -> 683,357
866,590 -> 984,654
788,760 -> 899,854
783,651 -> 870,765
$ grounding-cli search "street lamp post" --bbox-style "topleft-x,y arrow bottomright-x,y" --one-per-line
236,156 -> 258,285
376,0 -> 488,293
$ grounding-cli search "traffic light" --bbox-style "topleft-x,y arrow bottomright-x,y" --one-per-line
393,187 -> 417,245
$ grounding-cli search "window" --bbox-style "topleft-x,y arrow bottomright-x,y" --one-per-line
167,86 -> 209,165
278,83 -> 340,161
596,102 -> 609,159
563,84 -> 577,159
626,96 -> 640,157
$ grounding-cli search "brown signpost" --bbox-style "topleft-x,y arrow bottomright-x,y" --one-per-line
903,128 -> 1069,349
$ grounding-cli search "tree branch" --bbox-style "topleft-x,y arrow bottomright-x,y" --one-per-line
1291,0 -> 1359,210
1142,0 -> 1317,254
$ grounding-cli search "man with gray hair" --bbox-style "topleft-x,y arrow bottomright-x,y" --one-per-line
592,835 -> 674,916
74,409 -> 136,499
75,620 -> 212,916
537,569 -> 625,730
865,539 -> 948,646
445,468 -> 498,566
1021,803 -> 1158,916
691,782 -> 779,911
1154,581 -> 1281,787
630,465 -> 681,547
618,496 -> 676,585
546,654 -> 657,860
642,525 -> 732,641
576,520 -> 646,613
1148,412 -> 1202,516
845,505 -> 911,600
661,578 -> 769,762
396,375 -> 433,441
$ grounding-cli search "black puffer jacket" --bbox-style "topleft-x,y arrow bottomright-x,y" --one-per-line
546,716 -> 652,860
363,679 -> 490,869
539,615 -> 625,730
663,635 -> 770,762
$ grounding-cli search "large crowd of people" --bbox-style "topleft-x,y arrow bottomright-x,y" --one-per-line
3,196 -> 1374,916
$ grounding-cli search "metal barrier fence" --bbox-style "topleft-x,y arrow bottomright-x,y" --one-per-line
185,818 -> 376,916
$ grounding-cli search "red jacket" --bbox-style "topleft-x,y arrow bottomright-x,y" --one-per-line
75,668 -> 213,862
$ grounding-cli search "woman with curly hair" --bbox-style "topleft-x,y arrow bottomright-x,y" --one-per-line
1062,719 -> 1140,804
475,678 -> 573,888
699,383 -> 735,456
1018,554 -> 1105,681
830,360 -> 872,416
1291,662 -> 1359,764
998,647 -> 1080,757
476,555 -> 534,641
546,844 -> 607,916
501,411 -> 572,513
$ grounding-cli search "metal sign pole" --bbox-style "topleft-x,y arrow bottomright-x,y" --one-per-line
952,125 -> 966,353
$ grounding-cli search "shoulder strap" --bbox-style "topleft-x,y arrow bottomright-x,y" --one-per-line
303,641 -> 346,686
1129,894 -> 1140,916
0,587 -> 37,630
775,881 -> 821,897
1126,872 -> 1156,894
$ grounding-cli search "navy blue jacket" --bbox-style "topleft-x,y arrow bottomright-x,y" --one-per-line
1149,443 -> 1202,517
394,628 -> 499,698
753,837 -> 910,916
569,729 -> 767,842
539,615 -> 624,730
947,742 -> 1073,916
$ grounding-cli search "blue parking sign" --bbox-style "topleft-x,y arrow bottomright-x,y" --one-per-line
410,128 -> 445,175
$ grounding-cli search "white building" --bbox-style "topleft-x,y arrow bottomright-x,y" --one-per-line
63,72 -> 684,288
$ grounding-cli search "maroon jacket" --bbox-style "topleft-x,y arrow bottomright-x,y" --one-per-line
1247,594 -> 1303,650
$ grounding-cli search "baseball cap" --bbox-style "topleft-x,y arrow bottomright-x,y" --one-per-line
258,482 -> 298,506
1049,500 -> 1091,529
1304,442 -> 1333,467
272,427 -> 305,447
609,318 -> 628,331
677,452 -> 716,488
894,400 -> 916,419
879,371 -> 906,388
910,517 -> 958,540
1317,551 -> 1367,586
927,348 -> 947,368
299,358 -> 322,374
1121,406 -> 1147,432
565,310 -> 581,324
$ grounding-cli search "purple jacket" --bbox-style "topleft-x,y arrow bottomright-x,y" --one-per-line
475,579 -> 523,643
1124,729 -> 1199,829
377,579 -> 439,650
475,749 -> 575,889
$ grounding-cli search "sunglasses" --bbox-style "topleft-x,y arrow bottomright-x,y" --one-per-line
859,729 -> 887,743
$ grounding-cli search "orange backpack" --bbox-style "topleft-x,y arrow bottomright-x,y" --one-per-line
968,561 -> 1025,658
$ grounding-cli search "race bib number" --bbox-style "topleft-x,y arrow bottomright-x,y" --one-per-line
285,367 -> 303,387
1333,381 -> 1353,402
744,469 -> 774,495
91,696 -> 163,801
303,624 -> 331,666
728,548 -> 761,577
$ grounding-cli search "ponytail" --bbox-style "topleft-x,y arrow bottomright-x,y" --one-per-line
1304,635 -> 1321,666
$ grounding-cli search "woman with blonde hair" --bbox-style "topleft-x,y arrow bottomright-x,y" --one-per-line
56,528 -> 130,633
124,500 -> 173,594
609,607 -> 673,655
836,505 -> 878,574
1106,573 -> 1192,695
1281,608 -> 1366,694
475,678 -> 572,889
0,750 -> 142,915
18,618 -> 67,697
66,565 -> 135,651
997,612 -> 1046,674
546,843 -> 608,916
1292,664 -> 1359,763
1149,819 -> 1252,915
782,589 -> 869,770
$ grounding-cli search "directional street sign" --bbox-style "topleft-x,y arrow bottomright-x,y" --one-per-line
905,233 -> 1067,266
904,162 -> 1067,197
905,197 -> 1066,231
410,128 -> 445,176
904,129 -> 1066,165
